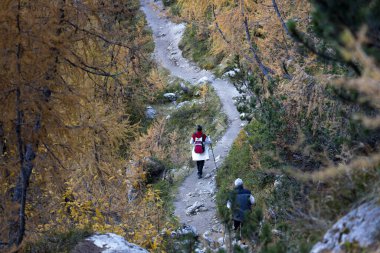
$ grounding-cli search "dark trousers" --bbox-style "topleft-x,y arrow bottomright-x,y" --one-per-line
233,220 -> 243,240
196,160 -> 205,176
233,220 -> 242,231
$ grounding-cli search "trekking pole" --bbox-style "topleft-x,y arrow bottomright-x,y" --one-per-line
210,142 -> 218,169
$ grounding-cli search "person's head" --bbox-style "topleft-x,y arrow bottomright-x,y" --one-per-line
197,125 -> 202,132
234,178 -> 243,187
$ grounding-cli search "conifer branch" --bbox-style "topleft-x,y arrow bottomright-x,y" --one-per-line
289,26 -> 361,75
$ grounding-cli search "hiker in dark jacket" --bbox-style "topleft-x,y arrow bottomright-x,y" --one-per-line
190,125 -> 211,179
227,178 -> 255,231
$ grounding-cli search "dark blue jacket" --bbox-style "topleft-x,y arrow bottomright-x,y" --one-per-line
230,186 -> 252,222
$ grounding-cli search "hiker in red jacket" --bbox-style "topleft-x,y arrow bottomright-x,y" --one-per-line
190,125 -> 212,179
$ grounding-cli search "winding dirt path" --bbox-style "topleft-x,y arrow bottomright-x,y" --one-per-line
141,0 -> 243,245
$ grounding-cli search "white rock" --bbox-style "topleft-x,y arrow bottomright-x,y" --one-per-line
274,179 -> 282,189
163,93 -> 177,101
176,101 -> 190,109
86,233 -> 148,253
196,76 -> 211,85
222,68 -> 240,78
311,200 -> 380,253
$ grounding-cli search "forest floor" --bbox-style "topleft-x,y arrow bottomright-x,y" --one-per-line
141,0 -> 244,245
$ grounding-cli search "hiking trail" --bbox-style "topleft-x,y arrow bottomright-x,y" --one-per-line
141,0 -> 243,246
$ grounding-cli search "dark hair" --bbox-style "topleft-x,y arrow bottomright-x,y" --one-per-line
197,125 -> 202,131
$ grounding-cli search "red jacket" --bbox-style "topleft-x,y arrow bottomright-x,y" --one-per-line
192,131 -> 206,141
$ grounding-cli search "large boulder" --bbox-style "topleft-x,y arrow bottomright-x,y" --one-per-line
72,233 -> 148,253
311,200 -> 380,253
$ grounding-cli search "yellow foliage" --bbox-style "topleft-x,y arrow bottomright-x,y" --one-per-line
178,0 -> 310,75
0,0 -> 173,250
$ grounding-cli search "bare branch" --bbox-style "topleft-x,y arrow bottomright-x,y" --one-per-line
212,5 -> 230,44
65,20 -> 133,49
272,0 -> 291,37
64,57 -> 123,77
43,143 -> 67,170
243,16 -> 273,80
239,0 -> 273,80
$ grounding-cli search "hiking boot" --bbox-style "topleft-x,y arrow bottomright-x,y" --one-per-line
198,174 -> 202,179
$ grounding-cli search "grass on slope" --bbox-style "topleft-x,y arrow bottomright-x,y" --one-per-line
215,115 -> 380,253
179,24 -> 225,72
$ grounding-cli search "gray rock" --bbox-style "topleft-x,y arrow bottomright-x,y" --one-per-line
180,82 -> 190,93
187,192 -> 200,198
203,173 -> 212,179
198,206 -> 209,212
202,231 -> 213,245
196,76 -> 211,85
237,102 -> 248,112
174,224 -> 198,237
163,92 -> 177,101
186,201 -> 205,216
311,200 -> 380,253
145,106 -> 156,119
211,224 -> 223,233
176,101 -> 190,109
72,233 -> 148,253
222,68 -> 240,78
127,187 -> 138,202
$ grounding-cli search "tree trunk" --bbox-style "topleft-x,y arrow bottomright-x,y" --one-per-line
8,1 -> 36,246
9,88 -> 36,247
0,122 -> 5,157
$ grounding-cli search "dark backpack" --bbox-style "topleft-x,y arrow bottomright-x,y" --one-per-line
194,134 -> 206,154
